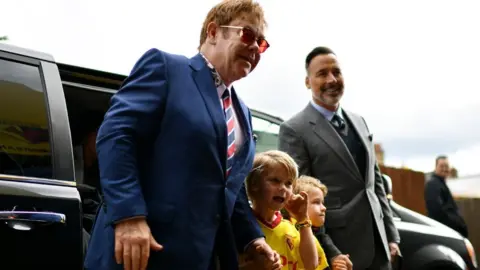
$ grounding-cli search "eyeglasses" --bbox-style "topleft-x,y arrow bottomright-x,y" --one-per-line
219,25 -> 270,54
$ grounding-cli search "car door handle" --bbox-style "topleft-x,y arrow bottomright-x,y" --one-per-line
0,211 -> 66,225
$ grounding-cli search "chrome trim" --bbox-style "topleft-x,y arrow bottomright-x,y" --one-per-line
62,80 -> 117,94
0,211 -> 66,224
0,173 -> 77,187
0,177 -> 80,201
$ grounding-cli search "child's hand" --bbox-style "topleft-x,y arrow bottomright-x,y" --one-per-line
285,191 -> 309,222
331,254 -> 352,270
331,259 -> 347,270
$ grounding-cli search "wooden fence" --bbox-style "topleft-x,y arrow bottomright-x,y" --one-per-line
379,165 -> 427,215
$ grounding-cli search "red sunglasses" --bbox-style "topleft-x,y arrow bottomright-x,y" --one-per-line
220,25 -> 270,54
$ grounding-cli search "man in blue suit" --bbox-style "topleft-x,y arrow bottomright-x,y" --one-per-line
84,1 -> 281,270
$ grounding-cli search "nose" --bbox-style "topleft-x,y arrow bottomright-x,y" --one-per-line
248,39 -> 260,51
321,204 -> 327,212
326,72 -> 337,84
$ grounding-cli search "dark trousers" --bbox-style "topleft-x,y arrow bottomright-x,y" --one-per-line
208,222 -> 239,270
366,228 -> 392,270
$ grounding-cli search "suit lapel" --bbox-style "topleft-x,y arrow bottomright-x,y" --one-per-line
189,53 -> 227,166
227,88 -> 253,178
231,87 -> 251,146
343,111 -> 371,181
304,104 -> 363,182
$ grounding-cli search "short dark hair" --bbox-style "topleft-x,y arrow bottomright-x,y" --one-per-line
435,155 -> 448,165
305,46 -> 336,70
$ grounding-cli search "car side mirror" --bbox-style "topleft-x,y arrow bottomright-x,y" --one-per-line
382,174 -> 393,199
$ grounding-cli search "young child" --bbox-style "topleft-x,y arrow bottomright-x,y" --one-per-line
241,150 -> 319,270
294,176 -> 345,270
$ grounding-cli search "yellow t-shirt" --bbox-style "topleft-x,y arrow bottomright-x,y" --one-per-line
239,212 -> 328,270
288,217 -> 329,270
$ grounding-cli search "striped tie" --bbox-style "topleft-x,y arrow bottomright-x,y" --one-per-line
222,90 -> 236,177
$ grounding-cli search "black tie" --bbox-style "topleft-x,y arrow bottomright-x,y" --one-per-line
331,113 -> 346,130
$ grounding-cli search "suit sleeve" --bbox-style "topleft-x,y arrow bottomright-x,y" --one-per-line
96,48 -> 169,225
362,117 -> 401,243
278,122 -> 342,260
231,109 -> 263,251
373,162 -> 401,243
424,180 -> 469,237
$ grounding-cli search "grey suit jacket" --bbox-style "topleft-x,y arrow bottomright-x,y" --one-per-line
278,104 -> 400,269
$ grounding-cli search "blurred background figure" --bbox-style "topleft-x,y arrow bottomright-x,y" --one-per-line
424,155 -> 469,238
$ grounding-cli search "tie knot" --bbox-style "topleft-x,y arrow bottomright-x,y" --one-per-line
222,89 -> 230,99
331,113 -> 345,130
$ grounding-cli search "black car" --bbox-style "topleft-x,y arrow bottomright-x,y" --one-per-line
0,43 -> 477,269
382,174 -> 477,270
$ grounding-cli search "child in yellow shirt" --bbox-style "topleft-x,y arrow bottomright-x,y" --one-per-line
294,176 -> 337,270
240,150 -> 319,270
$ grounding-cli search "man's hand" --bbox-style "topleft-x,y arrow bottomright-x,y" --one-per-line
389,242 -> 400,258
331,254 -> 352,270
246,238 -> 282,270
114,217 -> 163,270
285,191 -> 309,222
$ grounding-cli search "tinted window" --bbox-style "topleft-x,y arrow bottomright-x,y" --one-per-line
0,58 -> 52,178
252,115 -> 280,153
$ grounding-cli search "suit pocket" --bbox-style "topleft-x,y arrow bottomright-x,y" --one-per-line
325,196 -> 342,209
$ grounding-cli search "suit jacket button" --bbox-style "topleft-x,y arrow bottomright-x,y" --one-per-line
215,214 -> 221,224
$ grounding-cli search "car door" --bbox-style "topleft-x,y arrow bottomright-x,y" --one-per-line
251,110 -> 282,153
0,44 -> 83,268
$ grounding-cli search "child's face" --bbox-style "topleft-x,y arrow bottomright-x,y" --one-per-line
307,187 -> 327,227
254,165 -> 294,211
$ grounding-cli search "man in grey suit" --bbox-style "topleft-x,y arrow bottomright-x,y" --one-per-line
278,47 -> 401,270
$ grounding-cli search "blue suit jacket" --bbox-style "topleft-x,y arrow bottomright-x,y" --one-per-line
85,49 -> 263,270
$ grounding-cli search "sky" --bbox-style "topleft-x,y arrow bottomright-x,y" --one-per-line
1,0 -> 480,176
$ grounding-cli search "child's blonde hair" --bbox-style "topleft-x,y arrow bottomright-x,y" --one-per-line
246,150 -> 299,201
294,175 -> 328,196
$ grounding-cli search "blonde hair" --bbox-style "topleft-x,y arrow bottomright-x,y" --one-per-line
198,0 -> 267,49
246,150 -> 298,201
294,175 -> 328,196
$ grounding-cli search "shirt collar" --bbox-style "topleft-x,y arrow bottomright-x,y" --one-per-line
254,211 -> 283,229
200,53 -> 231,97
310,100 -> 344,121
433,173 -> 446,182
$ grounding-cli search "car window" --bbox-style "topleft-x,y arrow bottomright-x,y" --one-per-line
252,115 -> 280,153
0,58 -> 53,178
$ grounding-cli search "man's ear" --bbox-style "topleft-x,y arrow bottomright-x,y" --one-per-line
206,22 -> 218,45
305,76 -> 311,89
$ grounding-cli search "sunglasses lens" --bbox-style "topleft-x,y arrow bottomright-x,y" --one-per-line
241,28 -> 256,44
257,39 -> 269,54
240,28 -> 269,54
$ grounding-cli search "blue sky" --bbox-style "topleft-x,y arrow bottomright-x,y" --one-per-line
2,0 -> 479,176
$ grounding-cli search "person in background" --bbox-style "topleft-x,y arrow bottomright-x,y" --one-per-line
242,150 -> 319,270
84,0 -> 281,269
424,155 -> 468,238
278,46 -> 400,270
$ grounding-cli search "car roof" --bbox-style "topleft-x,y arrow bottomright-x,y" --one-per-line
0,43 -> 54,62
